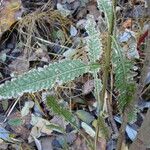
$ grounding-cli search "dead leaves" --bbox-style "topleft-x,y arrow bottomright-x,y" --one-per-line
123,19 -> 132,29
0,0 -> 21,34
0,0 -> 149,150
82,80 -> 94,95
8,112 -> 31,140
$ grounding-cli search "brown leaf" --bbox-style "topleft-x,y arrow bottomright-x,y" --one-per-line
72,135 -> 89,150
122,19 -> 132,29
8,112 -> 31,140
87,2 -> 101,19
82,80 -> 94,95
40,137 -> 54,150
121,142 -> 128,150
8,55 -> 29,75
0,0 -> 21,33
50,115 -> 67,129
97,137 -> 106,150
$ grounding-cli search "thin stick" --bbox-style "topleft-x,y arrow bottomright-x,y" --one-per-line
3,97 -> 20,123
106,98 -> 119,136
21,31 -> 73,50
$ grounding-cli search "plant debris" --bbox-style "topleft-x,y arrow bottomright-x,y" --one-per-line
0,0 -> 149,150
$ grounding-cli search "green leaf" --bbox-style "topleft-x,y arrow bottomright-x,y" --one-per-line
127,106 -> 138,123
46,96 -> 78,127
112,37 -> 136,110
8,118 -> 23,126
46,123 -> 65,133
85,15 -> 103,111
46,96 -> 94,149
0,60 -> 90,99
85,15 -> 102,63
97,0 -> 113,27
76,110 -> 95,124
81,122 -> 95,137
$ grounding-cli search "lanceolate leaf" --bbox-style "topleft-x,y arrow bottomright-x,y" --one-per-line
97,0 -> 113,27
112,37 -> 136,111
0,60 -> 90,99
85,15 -> 102,63
85,15 -> 103,110
46,96 -> 78,127
47,96 -> 94,149
76,110 -> 95,124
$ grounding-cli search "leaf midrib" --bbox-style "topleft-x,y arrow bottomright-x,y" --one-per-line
1,62 -> 90,97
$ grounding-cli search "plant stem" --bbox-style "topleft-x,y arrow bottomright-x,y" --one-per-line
101,0 -> 116,110
116,108 -> 129,150
95,0 -> 117,149
106,97 -> 119,136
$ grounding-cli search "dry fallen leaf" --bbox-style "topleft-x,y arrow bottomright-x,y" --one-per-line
97,137 -> 106,150
8,112 -> 31,140
40,137 -> 54,150
8,49 -> 30,75
81,122 -> 95,137
122,18 -> 132,29
30,115 -> 53,135
0,0 -> 21,33
121,142 -> 128,150
87,2 -> 101,20
72,135 -> 89,150
21,101 -> 34,117
82,80 -> 94,94
50,115 -> 67,129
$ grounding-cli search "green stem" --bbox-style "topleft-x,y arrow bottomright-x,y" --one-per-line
95,0 -> 117,149
101,0 -> 116,110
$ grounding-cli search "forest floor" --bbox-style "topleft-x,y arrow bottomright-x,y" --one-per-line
0,0 -> 149,150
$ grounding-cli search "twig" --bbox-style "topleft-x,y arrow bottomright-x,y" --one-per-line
107,65 -> 119,136
21,31 -> 73,50
106,98 -> 119,136
3,97 -> 20,123
116,109 -> 128,150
